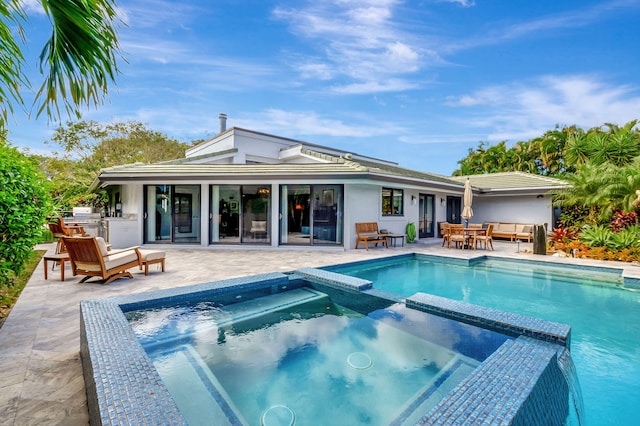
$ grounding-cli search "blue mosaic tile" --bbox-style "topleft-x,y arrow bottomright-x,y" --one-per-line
406,292 -> 571,347
294,267 -> 372,291
80,265 -> 574,425
418,337 -> 568,426
623,276 -> 640,290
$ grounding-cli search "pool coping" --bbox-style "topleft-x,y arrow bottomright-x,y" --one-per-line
80,257 -> 574,425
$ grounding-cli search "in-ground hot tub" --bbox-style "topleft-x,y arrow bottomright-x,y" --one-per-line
80,268 -> 574,425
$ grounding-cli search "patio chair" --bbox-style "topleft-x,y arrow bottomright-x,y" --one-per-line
62,236 -> 141,284
441,223 -> 451,247
250,220 -> 267,238
474,224 -> 494,250
448,224 -> 468,249
57,216 -> 88,237
48,219 -> 72,254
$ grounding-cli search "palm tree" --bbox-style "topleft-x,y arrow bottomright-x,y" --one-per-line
0,0 -> 122,129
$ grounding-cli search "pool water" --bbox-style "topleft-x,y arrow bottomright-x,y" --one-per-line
127,287 -> 509,425
330,256 -> 640,426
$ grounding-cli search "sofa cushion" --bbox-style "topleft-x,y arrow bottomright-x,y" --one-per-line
496,223 -> 516,233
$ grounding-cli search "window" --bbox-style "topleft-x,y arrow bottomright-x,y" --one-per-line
382,187 -> 403,216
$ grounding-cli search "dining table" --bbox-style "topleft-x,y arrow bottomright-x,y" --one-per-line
463,227 -> 486,250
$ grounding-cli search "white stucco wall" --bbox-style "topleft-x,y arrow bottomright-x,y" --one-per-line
472,195 -> 554,227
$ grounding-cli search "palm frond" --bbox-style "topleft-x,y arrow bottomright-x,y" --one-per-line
0,1 -> 28,128
35,0 -> 125,121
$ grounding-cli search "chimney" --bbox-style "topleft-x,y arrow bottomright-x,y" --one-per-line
219,113 -> 227,133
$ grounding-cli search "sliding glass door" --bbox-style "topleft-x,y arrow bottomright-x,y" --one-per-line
279,184 -> 343,245
209,185 -> 271,244
144,185 -> 201,244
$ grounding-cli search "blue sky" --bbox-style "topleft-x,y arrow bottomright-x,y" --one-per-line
10,0 -> 640,175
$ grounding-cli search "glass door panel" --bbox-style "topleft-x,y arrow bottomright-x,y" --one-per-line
311,185 -> 343,245
419,194 -> 435,238
242,185 -> 271,244
144,184 -> 200,244
279,185 -> 311,245
145,185 -> 172,243
210,185 -> 241,243
172,185 -> 201,243
280,184 -> 343,246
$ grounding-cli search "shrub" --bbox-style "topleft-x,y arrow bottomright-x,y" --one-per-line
610,211 -> 638,232
0,141 -> 52,287
551,227 -> 578,243
609,225 -> 640,250
579,225 -> 613,248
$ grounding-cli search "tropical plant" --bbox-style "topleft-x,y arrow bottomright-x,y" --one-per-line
0,0 -> 123,129
610,211 -> 638,232
406,223 -> 416,243
550,227 -> 578,243
579,225 -> 613,248
0,138 -> 52,287
608,226 -> 640,251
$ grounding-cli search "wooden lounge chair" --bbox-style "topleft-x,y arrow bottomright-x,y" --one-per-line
355,222 -> 388,250
62,236 -> 141,284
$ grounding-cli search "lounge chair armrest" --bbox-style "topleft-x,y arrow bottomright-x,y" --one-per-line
103,246 -> 140,257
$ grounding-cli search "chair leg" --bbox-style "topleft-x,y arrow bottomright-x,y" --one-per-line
103,271 -> 133,285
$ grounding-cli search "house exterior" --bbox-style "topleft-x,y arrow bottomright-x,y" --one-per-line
91,120 -> 568,249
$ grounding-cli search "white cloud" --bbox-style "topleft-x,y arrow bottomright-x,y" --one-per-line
445,0 -> 639,53
19,0 -> 44,14
446,74 -> 640,143
235,109 -> 404,138
272,1 -> 432,94
331,79 -> 419,94
440,0 -> 475,7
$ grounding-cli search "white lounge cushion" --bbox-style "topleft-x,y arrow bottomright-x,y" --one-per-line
138,250 -> 165,262
76,250 -> 138,272
96,237 -> 110,256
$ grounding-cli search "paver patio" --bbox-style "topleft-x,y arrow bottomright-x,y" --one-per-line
1,239 -> 638,425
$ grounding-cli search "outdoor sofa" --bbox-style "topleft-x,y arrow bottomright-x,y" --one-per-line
485,222 -> 534,242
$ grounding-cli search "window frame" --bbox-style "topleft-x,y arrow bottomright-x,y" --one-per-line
381,187 -> 404,216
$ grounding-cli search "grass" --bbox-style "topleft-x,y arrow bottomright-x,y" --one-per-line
0,250 -> 46,328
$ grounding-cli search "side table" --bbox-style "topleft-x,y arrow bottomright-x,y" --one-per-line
43,253 -> 71,281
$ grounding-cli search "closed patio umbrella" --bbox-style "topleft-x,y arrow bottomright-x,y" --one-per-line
461,178 -> 474,226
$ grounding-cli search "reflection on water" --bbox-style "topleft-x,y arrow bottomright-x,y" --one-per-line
127,288 -> 508,425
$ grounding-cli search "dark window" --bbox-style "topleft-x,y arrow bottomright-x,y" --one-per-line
382,187 -> 403,216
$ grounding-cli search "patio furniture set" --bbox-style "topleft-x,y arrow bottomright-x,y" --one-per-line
44,218 -> 166,284
441,223 -> 494,250
355,222 -> 406,251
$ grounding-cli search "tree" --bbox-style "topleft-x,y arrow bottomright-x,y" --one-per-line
0,0 -> 123,129
454,121 -> 640,177
42,120 -> 189,209
0,136 -> 52,286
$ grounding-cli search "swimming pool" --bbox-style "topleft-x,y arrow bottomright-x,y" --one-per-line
80,268 -> 574,425
328,254 -> 640,426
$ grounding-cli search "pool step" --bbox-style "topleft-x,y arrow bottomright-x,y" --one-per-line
390,355 -> 480,426
140,288 -> 329,352
215,287 -> 328,328
154,344 -> 248,426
